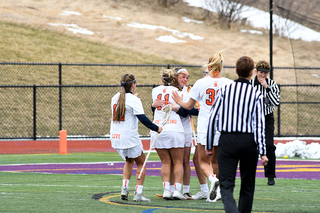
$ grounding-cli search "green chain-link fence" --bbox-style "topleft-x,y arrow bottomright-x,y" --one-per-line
0,62 -> 319,139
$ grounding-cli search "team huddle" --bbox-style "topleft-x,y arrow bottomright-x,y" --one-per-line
110,51 -> 280,212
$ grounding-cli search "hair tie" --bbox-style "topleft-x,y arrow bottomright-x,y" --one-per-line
121,78 -> 137,86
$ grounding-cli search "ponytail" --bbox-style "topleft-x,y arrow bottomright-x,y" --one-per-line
114,74 -> 136,122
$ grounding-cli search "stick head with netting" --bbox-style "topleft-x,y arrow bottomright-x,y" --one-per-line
161,104 -> 172,126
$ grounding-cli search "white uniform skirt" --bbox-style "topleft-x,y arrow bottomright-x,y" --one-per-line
184,132 -> 193,147
116,143 -> 144,160
151,131 -> 185,149
197,131 -> 221,146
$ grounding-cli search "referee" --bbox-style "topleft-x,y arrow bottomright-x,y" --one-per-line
206,56 -> 268,213
250,61 -> 280,186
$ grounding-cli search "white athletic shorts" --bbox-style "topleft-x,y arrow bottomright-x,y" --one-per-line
116,143 -> 144,160
184,133 -> 193,148
197,131 -> 221,146
151,131 -> 185,149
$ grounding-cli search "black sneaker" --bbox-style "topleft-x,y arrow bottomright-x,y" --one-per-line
268,177 -> 275,186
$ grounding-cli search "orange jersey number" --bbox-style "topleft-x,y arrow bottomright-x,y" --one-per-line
112,104 -> 124,121
206,88 -> 216,106
156,93 -> 170,110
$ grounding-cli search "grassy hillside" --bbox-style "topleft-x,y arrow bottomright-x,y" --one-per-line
0,21 -> 182,64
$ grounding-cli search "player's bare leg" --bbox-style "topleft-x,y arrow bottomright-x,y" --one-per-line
121,157 -> 134,200
132,153 -> 151,202
211,146 -> 219,178
156,148 -> 173,199
182,146 -> 192,199
191,145 -> 209,200
197,144 -> 219,201
170,147 -> 186,200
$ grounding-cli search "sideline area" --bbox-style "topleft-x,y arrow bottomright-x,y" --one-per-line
1,137 -> 320,154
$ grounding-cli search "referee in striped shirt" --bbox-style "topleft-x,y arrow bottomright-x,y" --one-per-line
206,56 -> 268,213
250,61 -> 280,186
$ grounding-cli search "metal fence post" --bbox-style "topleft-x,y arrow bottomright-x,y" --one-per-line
59,63 -> 62,130
33,85 -> 37,140
277,85 -> 281,136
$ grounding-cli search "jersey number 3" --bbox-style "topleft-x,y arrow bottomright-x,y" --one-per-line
206,89 -> 216,105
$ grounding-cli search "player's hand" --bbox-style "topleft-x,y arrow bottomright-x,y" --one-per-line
261,155 -> 269,166
172,91 -> 183,104
152,99 -> 165,108
206,149 -> 213,156
134,93 -> 139,97
168,102 -> 179,112
157,126 -> 163,133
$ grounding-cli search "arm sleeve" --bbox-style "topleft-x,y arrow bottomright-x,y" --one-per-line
176,107 -> 188,117
254,95 -> 266,156
137,114 -> 159,132
177,107 -> 199,117
185,107 -> 199,116
267,80 -> 280,107
151,106 -> 156,115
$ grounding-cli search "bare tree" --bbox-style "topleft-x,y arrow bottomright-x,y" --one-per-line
204,0 -> 259,28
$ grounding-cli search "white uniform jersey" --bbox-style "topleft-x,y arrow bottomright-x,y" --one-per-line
110,92 -> 145,149
180,86 -> 192,133
152,85 -> 184,132
151,85 -> 185,149
189,77 -> 233,134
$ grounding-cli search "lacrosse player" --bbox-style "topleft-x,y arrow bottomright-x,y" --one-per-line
151,69 -> 187,200
110,74 -> 162,202
172,51 -> 233,202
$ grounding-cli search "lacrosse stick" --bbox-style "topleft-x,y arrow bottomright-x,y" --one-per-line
190,117 -> 198,147
138,104 -> 172,180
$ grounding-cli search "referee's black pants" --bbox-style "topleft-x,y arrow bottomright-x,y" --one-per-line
218,132 -> 258,213
264,113 -> 276,178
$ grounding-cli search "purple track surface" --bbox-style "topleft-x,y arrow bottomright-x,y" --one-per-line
0,160 -> 319,180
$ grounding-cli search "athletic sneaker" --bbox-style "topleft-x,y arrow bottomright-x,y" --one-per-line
209,176 -> 219,200
133,192 -> 151,202
183,193 -> 192,199
192,191 -> 208,200
163,189 -> 173,200
120,187 -> 129,200
207,186 -> 221,202
172,189 -> 186,200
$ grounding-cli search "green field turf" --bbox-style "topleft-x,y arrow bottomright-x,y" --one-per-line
0,153 -> 319,213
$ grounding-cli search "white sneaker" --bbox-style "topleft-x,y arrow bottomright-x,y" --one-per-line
163,189 -> 173,200
208,176 -> 219,201
120,187 -> 129,200
192,191 -> 208,200
133,192 -> 151,202
207,186 -> 221,202
172,189 -> 186,200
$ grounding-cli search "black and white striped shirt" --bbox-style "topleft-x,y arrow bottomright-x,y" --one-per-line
250,77 -> 280,115
207,78 -> 266,156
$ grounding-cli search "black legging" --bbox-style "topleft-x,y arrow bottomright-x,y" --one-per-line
218,132 -> 258,213
264,113 -> 276,178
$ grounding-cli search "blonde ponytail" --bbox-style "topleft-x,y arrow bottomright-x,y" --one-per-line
202,50 -> 225,75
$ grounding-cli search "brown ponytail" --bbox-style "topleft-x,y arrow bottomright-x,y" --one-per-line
113,74 -> 136,122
